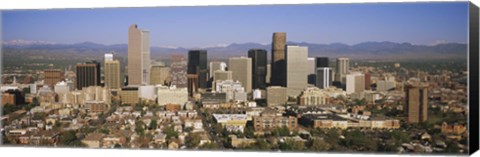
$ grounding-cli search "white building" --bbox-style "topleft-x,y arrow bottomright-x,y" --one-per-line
252,89 -> 262,100
215,80 -> 245,101
157,85 -> 188,106
54,81 -> 71,95
139,85 -> 156,101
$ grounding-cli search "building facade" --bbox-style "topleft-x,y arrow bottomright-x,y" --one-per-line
405,79 -> 429,123
105,60 -> 121,90
128,24 -> 151,86
271,32 -> 286,87
285,45 -> 308,97
187,50 -> 208,95
335,58 -> 349,83
76,61 -> 101,90
229,57 -> 252,93
248,49 -> 267,90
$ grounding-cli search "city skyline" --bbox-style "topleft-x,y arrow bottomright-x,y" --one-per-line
2,2 -> 468,48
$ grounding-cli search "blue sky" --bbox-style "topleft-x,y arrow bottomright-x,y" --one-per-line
2,2 -> 468,48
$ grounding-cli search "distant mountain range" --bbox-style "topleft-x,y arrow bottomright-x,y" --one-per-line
2,40 -> 467,60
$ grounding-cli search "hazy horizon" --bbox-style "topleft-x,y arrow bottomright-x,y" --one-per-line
2,2 -> 468,48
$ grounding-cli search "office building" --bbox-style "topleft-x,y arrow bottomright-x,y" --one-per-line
44,69 -> 64,88
316,57 -> 329,68
119,86 -> 139,105
285,45 -> 308,97
266,64 -> 271,84
209,61 -> 227,79
76,61 -> 101,90
307,57 -> 316,85
54,81 -> 72,95
248,49 -> 267,89
253,109 -> 297,131
271,32 -> 286,86
157,85 -> 188,106
405,78 -> 429,123
187,50 -> 208,95
105,60 -> 121,90
336,58 -> 349,83
128,24 -> 151,86
150,64 -> 171,86
229,57 -> 252,93
104,53 -> 113,62
139,85 -> 156,102
365,72 -> 372,90
266,86 -> 287,106
215,80 -> 244,101
298,87 -> 329,106
316,67 -> 333,89
346,73 -> 365,94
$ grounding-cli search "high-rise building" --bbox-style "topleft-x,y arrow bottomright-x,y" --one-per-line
209,61 -> 227,79
285,45 -> 308,97
187,50 -> 208,95
150,64 -> 171,86
316,67 -> 333,89
105,60 -> 121,90
346,73 -> 365,94
76,61 -> 101,90
271,32 -> 286,87
336,58 -> 350,83
365,72 -> 372,90
307,57 -> 316,85
229,57 -> 252,93
213,71 -> 232,82
266,64 -> 271,84
266,86 -> 287,106
316,57 -> 329,68
248,49 -> 267,90
104,53 -> 114,62
128,24 -> 151,86
44,69 -> 64,88
405,79 -> 429,123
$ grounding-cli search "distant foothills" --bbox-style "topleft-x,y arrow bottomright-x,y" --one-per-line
2,40 -> 467,60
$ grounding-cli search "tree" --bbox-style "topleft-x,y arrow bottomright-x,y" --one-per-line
199,142 -> 219,150
185,133 -> 201,148
135,121 -> 145,135
308,138 -> 331,151
148,119 -> 157,130
58,130 -> 77,146
162,125 -> 178,139
279,139 -> 305,151
271,126 -> 290,137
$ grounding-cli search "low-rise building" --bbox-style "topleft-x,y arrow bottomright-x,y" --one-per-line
213,114 -> 248,132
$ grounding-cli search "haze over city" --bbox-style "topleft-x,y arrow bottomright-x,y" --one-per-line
2,2 -> 468,48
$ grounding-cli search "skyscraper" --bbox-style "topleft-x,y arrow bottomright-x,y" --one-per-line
346,73 -> 365,94
209,61 -> 227,79
316,57 -> 329,68
271,32 -> 287,87
405,78 -> 429,123
104,60 -> 121,90
316,67 -> 333,89
128,24 -> 150,86
307,57 -> 316,85
248,49 -> 267,90
76,61 -> 101,90
150,64 -> 171,86
229,57 -> 252,93
44,69 -> 64,88
336,58 -> 350,83
285,45 -> 308,97
187,50 -> 208,95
